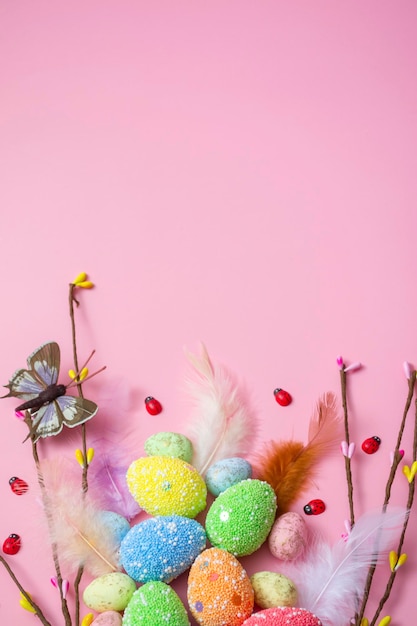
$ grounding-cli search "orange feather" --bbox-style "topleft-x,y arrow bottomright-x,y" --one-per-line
255,391 -> 342,513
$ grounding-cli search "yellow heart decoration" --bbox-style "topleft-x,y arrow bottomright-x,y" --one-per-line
377,616 -> 391,626
402,460 -> 417,483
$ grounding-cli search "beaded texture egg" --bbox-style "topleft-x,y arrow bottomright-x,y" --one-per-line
241,607 -> 322,626
126,456 -> 207,517
188,547 -> 254,626
205,479 -> 277,556
123,581 -> 190,626
120,515 -> 206,583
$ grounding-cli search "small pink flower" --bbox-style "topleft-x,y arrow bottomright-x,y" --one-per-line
336,356 -> 344,369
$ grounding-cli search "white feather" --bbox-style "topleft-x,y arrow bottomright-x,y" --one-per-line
283,508 -> 408,626
184,344 -> 257,475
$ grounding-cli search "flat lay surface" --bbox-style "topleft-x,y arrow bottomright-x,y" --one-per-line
1,2 -> 417,624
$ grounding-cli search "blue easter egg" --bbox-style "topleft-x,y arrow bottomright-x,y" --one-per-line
99,511 -> 131,544
120,515 -> 206,583
205,457 -> 252,496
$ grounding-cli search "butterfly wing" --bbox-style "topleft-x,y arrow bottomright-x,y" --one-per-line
3,342 -> 60,400
30,395 -> 98,442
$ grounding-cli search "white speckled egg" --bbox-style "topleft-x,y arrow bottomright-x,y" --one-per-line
250,571 -> 298,608
188,547 -> 254,626
120,515 -> 206,583
83,572 -> 136,612
268,512 -> 307,561
205,479 -> 277,556
205,457 -> 252,496
91,611 -> 123,626
126,456 -> 206,517
144,432 -> 193,463
122,581 -> 190,626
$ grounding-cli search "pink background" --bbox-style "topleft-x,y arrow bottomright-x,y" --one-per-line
1,1 -> 417,624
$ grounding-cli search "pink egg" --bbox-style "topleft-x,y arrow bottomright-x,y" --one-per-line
242,607 -> 322,625
268,512 -> 307,560
91,611 -> 122,626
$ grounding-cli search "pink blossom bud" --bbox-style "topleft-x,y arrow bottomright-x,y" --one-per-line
50,577 -> 58,588
340,441 -> 349,456
348,442 -> 356,458
403,361 -> 414,379
336,356 -> 344,369
62,580 -> 69,599
344,362 -> 362,373
15,411 -> 25,420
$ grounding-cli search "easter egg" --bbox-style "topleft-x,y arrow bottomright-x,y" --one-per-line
83,572 -> 136,612
144,432 -> 193,463
120,515 -> 206,583
99,511 -> 131,544
126,456 -> 206,517
205,457 -> 253,496
250,571 -> 298,609
268,512 -> 307,560
122,581 -> 190,626
242,607 -> 322,625
188,547 -> 254,626
91,611 -> 123,626
205,479 -> 277,556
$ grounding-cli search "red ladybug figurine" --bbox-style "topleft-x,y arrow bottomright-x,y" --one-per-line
9,476 -> 29,495
274,388 -> 292,406
303,499 -> 326,515
361,436 -> 381,454
3,533 -> 21,555
145,396 -> 162,415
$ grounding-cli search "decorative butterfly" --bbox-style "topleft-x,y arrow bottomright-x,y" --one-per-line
3,342 -> 99,443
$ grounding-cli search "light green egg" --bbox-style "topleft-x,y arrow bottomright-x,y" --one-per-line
122,581 -> 190,626
250,571 -> 298,609
83,572 -> 136,612
144,431 -> 193,463
205,479 -> 277,556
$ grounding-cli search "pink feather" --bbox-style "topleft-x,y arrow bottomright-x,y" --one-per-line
39,458 -> 123,577
184,344 -> 257,475
87,437 -> 141,521
280,507 -> 408,626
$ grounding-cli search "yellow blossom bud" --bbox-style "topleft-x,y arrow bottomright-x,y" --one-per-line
19,592 -> 36,613
77,281 -> 94,289
81,614 -> 94,626
75,449 -> 84,468
87,448 -> 95,465
71,272 -> 88,285
378,617 -> 391,626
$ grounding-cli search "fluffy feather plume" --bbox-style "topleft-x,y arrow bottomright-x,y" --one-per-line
88,437 -> 141,521
39,459 -> 123,577
254,391 -> 342,512
184,344 -> 257,476
283,507 -> 408,626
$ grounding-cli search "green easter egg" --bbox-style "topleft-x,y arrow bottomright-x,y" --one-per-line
205,479 -> 277,556
144,432 -> 193,463
122,581 -> 190,626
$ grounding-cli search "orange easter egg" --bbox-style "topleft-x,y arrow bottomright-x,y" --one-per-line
188,547 -> 254,626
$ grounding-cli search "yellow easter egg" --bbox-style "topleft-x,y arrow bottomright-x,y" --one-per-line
126,456 -> 207,517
